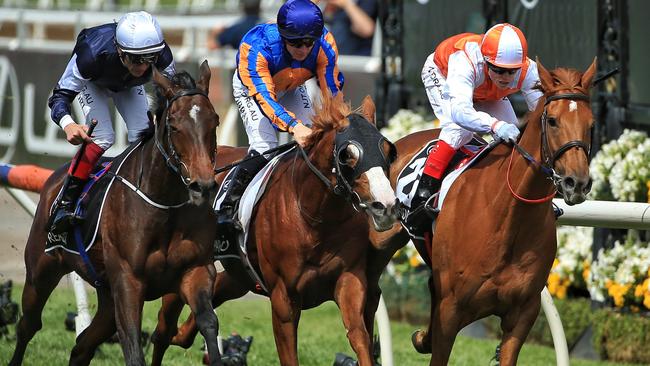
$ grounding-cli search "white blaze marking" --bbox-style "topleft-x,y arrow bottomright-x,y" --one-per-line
189,105 -> 200,124
569,101 -> 578,112
366,167 -> 397,207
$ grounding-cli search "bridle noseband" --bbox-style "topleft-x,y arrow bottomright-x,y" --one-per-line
508,91 -> 592,203
154,88 -> 211,186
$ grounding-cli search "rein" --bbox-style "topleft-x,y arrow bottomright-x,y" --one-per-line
508,92 -> 591,203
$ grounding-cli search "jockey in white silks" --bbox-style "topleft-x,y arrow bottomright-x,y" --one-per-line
410,23 -> 544,223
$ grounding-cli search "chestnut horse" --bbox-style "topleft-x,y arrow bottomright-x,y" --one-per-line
370,59 -> 597,365
150,94 -> 400,366
10,62 -> 224,366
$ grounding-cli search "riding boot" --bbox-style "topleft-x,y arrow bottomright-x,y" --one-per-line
404,140 -> 456,235
49,141 -> 104,236
215,150 -> 268,240
49,175 -> 87,234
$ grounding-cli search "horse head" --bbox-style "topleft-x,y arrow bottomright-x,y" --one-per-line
307,94 -> 399,231
152,61 -> 219,205
535,58 -> 597,205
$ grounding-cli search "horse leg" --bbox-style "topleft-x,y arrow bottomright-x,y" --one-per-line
110,269 -> 146,366
270,281 -> 301,366
335,271 -> 374,366
412,274 -> 434,354
150,293 -> 184,366
69,287 -> 116,366
427,293 -> 462,366
181,265 -> 222,366
171,271 -> 249,348
497,295 -> 541,366
363,280 -> 382,356
9,257 -> 66,366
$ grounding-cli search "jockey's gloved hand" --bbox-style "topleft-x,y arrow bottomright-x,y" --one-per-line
492,121 -> 520,143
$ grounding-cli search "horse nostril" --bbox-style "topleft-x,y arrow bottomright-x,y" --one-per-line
371,202 -> 386,211
563,176 -> 576,189
188,181 -> 202,193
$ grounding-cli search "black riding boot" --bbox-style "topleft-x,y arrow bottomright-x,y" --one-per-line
50,175 -> 87,234
215,151 -> 268,238
404,174 -> 442,235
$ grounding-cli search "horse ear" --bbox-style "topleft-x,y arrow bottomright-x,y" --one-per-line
196,60 -> 211,94
360,95 -> 376,125
152,67 -> 175,99
580,57 -> 598,90
536,57 -> 554,92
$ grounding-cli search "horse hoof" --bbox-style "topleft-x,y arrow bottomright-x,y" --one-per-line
411,330 -> 432,354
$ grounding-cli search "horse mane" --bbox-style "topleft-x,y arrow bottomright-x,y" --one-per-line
525,67 -> 588,126
138,70 -> 198,141
304,92 -> 351,149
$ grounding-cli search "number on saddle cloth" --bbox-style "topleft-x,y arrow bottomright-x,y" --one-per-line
395,136 -> 487,211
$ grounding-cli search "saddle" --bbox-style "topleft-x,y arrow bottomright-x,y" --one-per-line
212,149 -> 295,296
396,135 -> 491,240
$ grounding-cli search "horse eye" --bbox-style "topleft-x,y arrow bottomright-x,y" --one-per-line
170,125 -> 179,133
547,117 -> 558,127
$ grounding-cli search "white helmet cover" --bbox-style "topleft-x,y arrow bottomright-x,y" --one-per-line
115,11 -> 165,54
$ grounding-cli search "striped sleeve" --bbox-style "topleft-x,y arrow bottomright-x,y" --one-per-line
316,32 -> 344,96
237,42 -> 298,131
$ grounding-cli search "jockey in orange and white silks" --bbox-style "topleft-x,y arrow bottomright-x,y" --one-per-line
409,23 -> 543,223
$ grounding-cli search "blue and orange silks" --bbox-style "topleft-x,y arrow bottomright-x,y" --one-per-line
236,23 -> 344,132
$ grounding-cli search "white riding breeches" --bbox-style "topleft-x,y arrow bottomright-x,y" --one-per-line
232,73 -> 314,154
76,82 -> 150,150
421,58 -> 518,149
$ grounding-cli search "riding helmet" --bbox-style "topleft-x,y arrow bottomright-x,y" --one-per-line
277,0 -> 324,40
115,11 -> 165,54
481,23 -> 528,68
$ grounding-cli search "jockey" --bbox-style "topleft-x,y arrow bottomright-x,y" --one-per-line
413,23 -> 543,215
48,11 -> 176,235
216,0 -> 344,235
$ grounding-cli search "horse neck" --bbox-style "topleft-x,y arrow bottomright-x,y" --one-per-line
497,108 -> 555,208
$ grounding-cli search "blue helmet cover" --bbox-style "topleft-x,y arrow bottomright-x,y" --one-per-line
277,0 -> 324,40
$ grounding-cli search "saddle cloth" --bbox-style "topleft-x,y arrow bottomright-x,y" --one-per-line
45,140 -> 144,255
395,136 -> 492,238
212,147 -> 296,294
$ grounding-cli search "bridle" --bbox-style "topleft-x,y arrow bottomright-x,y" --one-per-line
508,91 -> 592,203
298,113 -> 397,212
154,88 -> 211,187
540,92 -> 592,172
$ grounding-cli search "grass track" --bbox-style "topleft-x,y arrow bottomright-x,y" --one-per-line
0,284 -> 636,365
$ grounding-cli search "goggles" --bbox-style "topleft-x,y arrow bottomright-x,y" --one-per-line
486,62 -> 519,75
122,51 -> 160,65
285,38 -> 316,49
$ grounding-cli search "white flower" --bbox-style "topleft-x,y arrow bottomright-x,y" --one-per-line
381,109 -> 432,142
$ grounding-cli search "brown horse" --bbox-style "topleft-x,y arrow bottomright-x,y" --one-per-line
150,94 -> 400,366
369,59 -> 597,365
10,62 -> 223,366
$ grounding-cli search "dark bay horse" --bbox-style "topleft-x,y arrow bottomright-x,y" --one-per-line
370,59 -> 597,365
151,94 -> 400,366
10,62 -> 223,366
